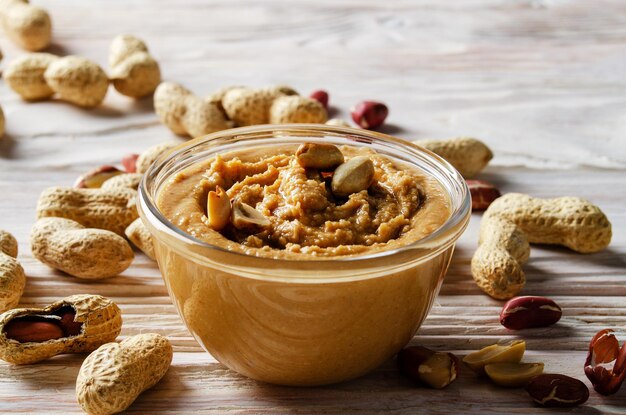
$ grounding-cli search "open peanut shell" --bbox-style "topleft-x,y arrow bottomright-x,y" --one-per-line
0,294 -> 122,364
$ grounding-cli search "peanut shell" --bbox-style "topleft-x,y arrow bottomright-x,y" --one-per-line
416,137 -> 493,179
0,294 -> 122,364
0,229 -> 25,313
136,141 -> 179,174
0,0 -> 52,51
125,218 -> 155,260
76,333 -> 172,415
154,81 -> 232,137
43,56 -> 109,108
269,95 -> 328,124
31,217 -> 134,279
101,173 -> 143,190
36,186 -> 138,236
109,35 -> 160,98
3,52 -> 58,100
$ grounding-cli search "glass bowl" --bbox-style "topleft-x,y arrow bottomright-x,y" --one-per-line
138,124 -> 471,386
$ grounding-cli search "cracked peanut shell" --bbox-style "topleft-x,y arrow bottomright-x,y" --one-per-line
0,294 -> 122,364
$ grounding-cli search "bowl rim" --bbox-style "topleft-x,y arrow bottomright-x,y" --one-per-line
138,124 -> 471,266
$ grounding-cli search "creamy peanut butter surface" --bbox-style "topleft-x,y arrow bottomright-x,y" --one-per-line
157,145 -> 450,259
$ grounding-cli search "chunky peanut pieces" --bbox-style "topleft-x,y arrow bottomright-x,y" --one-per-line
462,339 -> 588,408
296,143 -> 344,170
206,144 -> 378,235
231,200 -> 270,232
331,156 -> 375,197
207,186 -> 231,231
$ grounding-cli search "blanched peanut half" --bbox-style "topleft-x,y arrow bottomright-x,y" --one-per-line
331,156 -> 375,197
207,186 -> 231,231
485,362 -> 544,387
462,340 -> 526,374
296,143 -> 344,170
418,352 -> 459,389
231,200 -> 269,232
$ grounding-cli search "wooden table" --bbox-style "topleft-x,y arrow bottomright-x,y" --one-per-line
1,0 -> 625,413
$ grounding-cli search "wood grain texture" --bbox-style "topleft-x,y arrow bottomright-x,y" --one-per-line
1,0 -> 625,413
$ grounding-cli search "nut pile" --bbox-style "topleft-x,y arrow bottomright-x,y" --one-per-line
2,35 -> 160,108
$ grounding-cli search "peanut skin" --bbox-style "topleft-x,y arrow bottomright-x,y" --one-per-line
31,217 -> 134,279
472,193 -> 611,299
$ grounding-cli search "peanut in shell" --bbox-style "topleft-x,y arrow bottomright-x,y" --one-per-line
76,333 -> 172,415
0,294 -> 122,364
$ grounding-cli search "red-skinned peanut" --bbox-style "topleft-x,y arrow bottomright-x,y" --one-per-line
467,180 -> 501,211
121,154 -> 139,173
351,101 -> 388,130
500,296 -> 562,330
309,90 -> 329,109
526,374 -> 589,407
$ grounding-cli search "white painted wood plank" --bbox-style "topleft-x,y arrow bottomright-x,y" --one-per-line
1,0 -> 625,413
